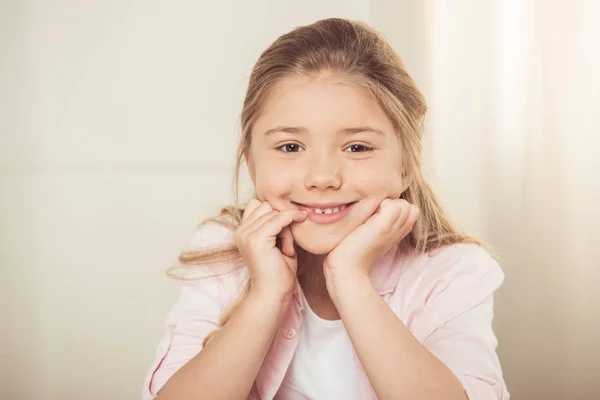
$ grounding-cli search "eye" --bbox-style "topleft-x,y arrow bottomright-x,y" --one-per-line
277,143 -> 304,153
344,144 -> 374,153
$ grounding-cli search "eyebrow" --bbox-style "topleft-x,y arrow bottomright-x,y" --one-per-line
263,126 -> 385,137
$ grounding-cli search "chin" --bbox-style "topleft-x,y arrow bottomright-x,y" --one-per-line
291,226 -> 343,255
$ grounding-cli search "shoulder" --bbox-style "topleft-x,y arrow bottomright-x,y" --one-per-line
168,218 -> 247,309
402,243 -> 504,289
390,243 -> 505,319
173,218 -> 241,278
186,217 -> 237,250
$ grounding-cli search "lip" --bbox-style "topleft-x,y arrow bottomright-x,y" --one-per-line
292,201 -> 357,225
292,201 -> 353,209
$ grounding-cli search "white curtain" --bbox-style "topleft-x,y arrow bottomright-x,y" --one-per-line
375,1 -> 600,398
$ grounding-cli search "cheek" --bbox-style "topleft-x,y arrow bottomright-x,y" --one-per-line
352,166 -> 404,198
254,163 -> 296,200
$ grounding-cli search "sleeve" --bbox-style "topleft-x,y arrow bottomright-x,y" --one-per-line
406,245 -> 509,400
142,222 -> 245,400
424,294 -> 508,400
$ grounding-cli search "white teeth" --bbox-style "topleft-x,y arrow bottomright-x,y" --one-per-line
310,205 -> 346,214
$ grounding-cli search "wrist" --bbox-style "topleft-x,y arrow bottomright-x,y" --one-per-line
324,267 -> 370,301
248,284 -> 294,308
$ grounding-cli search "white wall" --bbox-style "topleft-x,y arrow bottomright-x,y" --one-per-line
0,1 -> 369,399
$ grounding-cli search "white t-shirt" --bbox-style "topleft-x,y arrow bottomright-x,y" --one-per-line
275,290 -> 361,400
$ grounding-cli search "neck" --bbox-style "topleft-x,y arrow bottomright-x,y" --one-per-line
297,249 -> 328,299
296,248 -> 342,320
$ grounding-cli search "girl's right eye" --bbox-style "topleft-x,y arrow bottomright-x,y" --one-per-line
277,143 -> 304,153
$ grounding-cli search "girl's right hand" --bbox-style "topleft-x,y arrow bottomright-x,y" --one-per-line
235,199 -> 308,299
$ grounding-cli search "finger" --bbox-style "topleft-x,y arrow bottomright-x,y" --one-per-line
242,201 -> 274,226
247,209 -> 279,233
254,209 -> 307,239
279,226 -> 296,258
390,200 -> 412,230
406,204 -> 419,227
241,199 -> 262,223
395,204 -> 419,238
371,198 -> 404,231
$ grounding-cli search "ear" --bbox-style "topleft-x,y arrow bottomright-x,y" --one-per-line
400,166 -> 414,193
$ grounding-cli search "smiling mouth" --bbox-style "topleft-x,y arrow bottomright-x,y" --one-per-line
291,201 -> 357,215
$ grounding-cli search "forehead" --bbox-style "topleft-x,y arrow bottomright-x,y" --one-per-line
252,75 -> 395,136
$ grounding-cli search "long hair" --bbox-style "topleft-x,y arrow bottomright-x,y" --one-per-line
168,18 -> 481,398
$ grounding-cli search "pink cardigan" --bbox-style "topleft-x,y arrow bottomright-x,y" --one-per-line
143,222 -> 509,399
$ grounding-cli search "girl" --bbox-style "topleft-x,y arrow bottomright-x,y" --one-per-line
143,18 -> 508,400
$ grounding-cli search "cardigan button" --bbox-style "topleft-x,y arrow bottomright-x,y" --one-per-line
283,328 -> 296,339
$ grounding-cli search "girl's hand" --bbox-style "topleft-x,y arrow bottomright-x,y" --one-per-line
324,198 -> 419,280
235,199 -> 308,300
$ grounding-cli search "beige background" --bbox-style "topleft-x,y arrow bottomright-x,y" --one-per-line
1,1 -> 599,399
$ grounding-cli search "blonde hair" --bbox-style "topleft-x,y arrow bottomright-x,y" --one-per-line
168,17 -> 481,398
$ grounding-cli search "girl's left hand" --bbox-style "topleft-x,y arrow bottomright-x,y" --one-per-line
324,198 -> 419,279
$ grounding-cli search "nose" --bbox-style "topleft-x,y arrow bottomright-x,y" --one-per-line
304,152 -> 342,191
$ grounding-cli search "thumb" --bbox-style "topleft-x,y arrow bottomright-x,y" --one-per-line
279,226 -> 296,258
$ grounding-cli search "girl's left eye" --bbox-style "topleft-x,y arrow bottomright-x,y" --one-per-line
344,144 -> 374,153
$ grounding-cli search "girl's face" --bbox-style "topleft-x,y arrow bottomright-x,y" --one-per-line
248,74 -> 406,255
